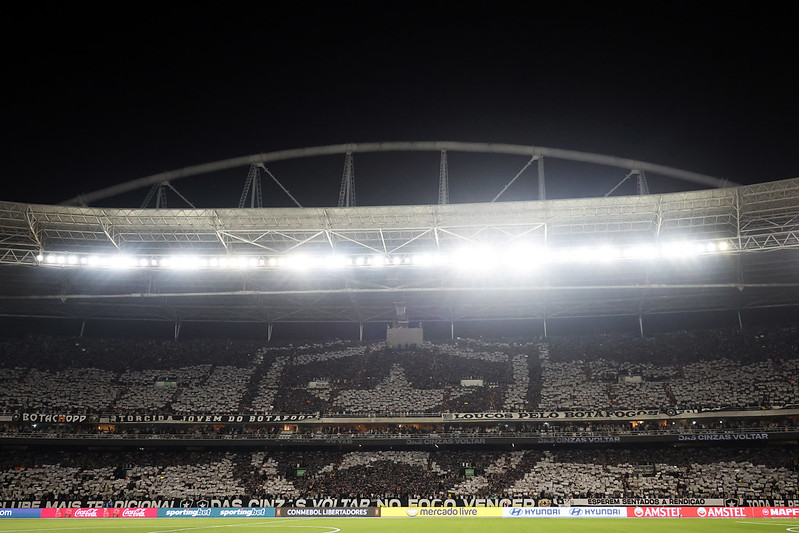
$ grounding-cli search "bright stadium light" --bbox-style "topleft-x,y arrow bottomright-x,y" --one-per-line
572,247 -> 594,263
503,245 -> 544,270
367,254 -> 387,267
32,235 -> 735,272
109,254 -> 135,270
284,254 -> 315,270
164,255 -> 203,270
622,245 -> 659,261
595,245 -> 622,263
411,252 -> 449,266
660,241 -> 695,259
453,246 -> 497,271
324,254 -> 347,269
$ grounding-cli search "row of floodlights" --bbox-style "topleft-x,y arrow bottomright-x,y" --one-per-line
36,240 -> 732,271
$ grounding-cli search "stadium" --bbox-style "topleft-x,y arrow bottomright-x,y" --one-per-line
0,142 -> 797,531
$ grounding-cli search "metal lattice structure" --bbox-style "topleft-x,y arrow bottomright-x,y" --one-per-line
0,142 -> 797,334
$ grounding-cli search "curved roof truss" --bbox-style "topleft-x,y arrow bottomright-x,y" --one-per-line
59,142 -> 737,207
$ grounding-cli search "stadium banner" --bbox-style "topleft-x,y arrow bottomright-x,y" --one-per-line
40,507 -> 157,518
744,498 -> 799,507
571,498 -> 724,506
503,507 -> 625,518
0,508 -> 41,518
16,413 -> 94,424
2,497 -> 759,508
380,507 -> 503,517
627,507 -> 799,518
159,508 -> 276,518
446,409 -> 699,422
13,497 -> 797,509
103,413 -> 320,424
755,508 -> 799,518
275,507 -> 379,517
0,497 -> 544,509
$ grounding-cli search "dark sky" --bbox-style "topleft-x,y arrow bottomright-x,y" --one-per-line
2,2 -> 797,208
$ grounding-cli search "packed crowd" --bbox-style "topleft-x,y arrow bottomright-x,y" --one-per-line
0,325 -> 797,416
1,446 -> 796,502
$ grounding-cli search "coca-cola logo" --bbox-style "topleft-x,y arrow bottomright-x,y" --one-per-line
121,508 -> 146,518
73,508 -> 100,518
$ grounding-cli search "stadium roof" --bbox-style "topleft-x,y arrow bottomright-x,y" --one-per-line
0,150 -> 797,333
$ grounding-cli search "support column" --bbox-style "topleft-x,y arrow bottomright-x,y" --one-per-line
359,322 -> 364,342
174,319 -> 181,340
543,318 -> 547,338
267,323 -> 273,342
450,321 -> 454,340
638,315 -> 644,338
538,156 -> 546,201
80,320 -> 86,338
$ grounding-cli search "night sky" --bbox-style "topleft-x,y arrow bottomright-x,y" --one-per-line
2,2 -> 797,208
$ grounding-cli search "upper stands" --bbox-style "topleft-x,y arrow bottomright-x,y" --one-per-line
0,324 -> 797,416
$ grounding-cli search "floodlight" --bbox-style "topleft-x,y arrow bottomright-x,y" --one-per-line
109,255 -> 135,269
411,253 -> 431,266
369,254 -> 388,267
573,247 -> 594,263
660,241 -> 695,259
629,245 -> 659,260
453,247 -> 496,271
504,245 -> 543,268
595,246 -> 621,263
286,254 -> 314,270
324,254 -> 347,269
